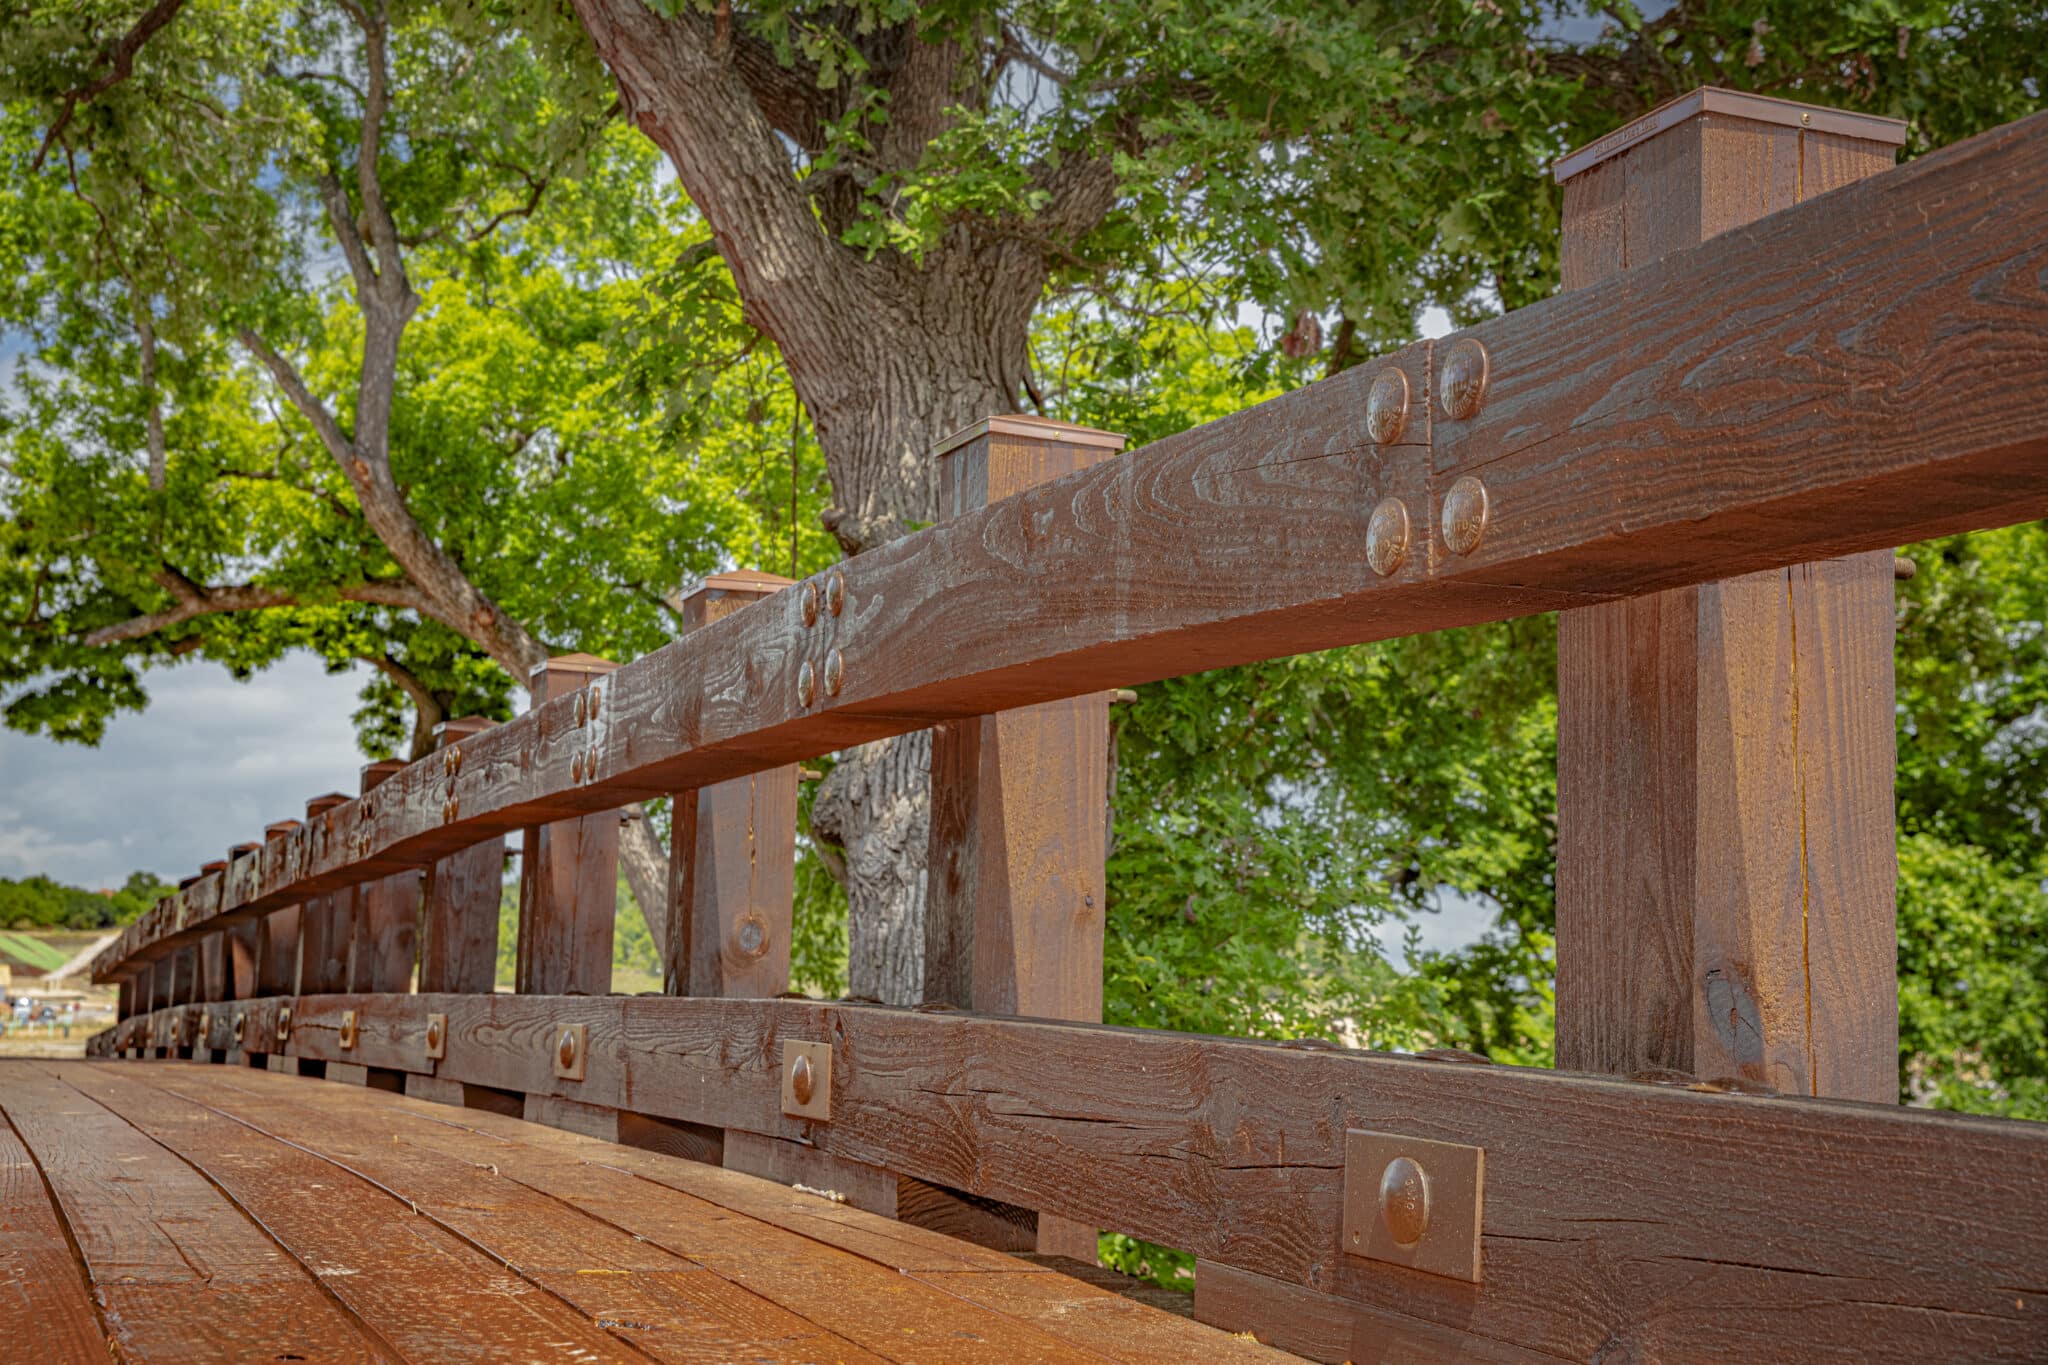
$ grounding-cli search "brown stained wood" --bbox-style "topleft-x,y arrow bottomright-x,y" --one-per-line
344,763 -> 420,995
668,573 -> 798,1000
224,1066 -> 1249,1364
0,1096 -> 105,1359
519,654 -> 619,995
723,1127 -> 902,1218
225,920 -> 259,999
149,1067 -> 1094,1365
930,422 -> 1122,1261
166,992 -> 2048,1359
419,716 -> 505,997
924,1263 -> 1295,1364
50,1063 -> 638,1362
523,1090 -> 620,1140
0,1066 -> 385,1361
1194,1259 -> 1551,1363
1554,100 -> 1899,1100
297,888 -> 353,994
98,109 -> 2048,979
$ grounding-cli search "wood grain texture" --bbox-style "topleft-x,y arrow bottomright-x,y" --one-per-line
1194,1259 -> 1552,1363
99,109 -> 2048,977
0,1097 -> 105,1360
126,992 -> 2048,1360
347,871 -> 420,994
1555,104 -> 1899,1098
239,1062 -> 1275,1364
148,1065 -> 1126,1365
417,839 -> 501,995
0,1066 -> 385,1361
51,1063 -> 636,1361
519,655 -> 619,996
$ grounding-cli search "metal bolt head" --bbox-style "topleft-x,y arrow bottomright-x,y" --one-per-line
791,1052 -> 815,1106
797,660 -> 817,708
823,649 -> 844,698
1440,476 -> 1490,557
276,1006 -> 293,1045
1379,1156 -> 1431,1246
233,1011 -> 246,1042
575,693 -> 587,726
1438,338 -> 1490,421
1366,368 -> 1409,445
1366,497 -> 1411,577
339,1009 -> 357,1051
587,686 -> 600,720
734,912 -> 770,960
826,571 -> 845,617
558,1028 -> 578,1070
571,752 -> 585,783
801,581 -> 821,627
425,1016 -> 443,1054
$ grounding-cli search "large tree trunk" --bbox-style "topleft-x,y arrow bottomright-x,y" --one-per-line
572,0 -> 1061,1002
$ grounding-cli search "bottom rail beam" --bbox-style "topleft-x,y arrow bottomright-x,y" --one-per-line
92,994 -> 2048,1362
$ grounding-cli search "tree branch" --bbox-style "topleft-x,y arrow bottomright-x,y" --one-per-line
32,0 -> 189,171
79,571 -> 431,647
359,651 -> 443,760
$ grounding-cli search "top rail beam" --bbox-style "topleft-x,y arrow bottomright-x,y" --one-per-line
97,109 -> 2048,981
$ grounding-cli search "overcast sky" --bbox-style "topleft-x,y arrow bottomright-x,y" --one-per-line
0,656 -> 375,890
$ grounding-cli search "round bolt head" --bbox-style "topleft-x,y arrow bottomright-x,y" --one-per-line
557,1028 -> 579,1070
1438,338 -> 1489,421
791,1053 -> 815,1106
425,1018 -> 443,1051
1365,368 -> 1409,445
1366,497 -> 1411,577
574,693 -> 587,726
797,660 -> 817,708
588,686 -> 600,719
826,571 -> 845,617
801,581 -> 821,627
734,912 -> 770,959
1440,476 -> 1490,556
571,752 -> 584,783
823,649 -> 844,698
233,1012 -> 245,1041
1379,1155 -> 1431,1246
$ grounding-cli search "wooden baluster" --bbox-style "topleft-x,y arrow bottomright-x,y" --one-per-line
418,716 -> 504,996
117,976 -> 135,1021
666,571 -> 798,1000
296,793 -> 352,996
518,654 -> 619,996
925,414 -> 1126,1261
347,760 -> 420,995
1552,92 -> 1902,1100
255,820 -> 303,999
222,843 -> 262,1001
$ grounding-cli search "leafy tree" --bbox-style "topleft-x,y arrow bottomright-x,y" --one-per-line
0,869 -> 168,929
556,0 -> 2048,1001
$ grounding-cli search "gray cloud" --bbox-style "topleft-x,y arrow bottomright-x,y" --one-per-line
0,656 -> 374,889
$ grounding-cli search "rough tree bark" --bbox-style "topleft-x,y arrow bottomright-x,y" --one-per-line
571,0 -> 1116,1000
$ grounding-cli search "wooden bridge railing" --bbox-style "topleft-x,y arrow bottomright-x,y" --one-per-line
88,92 -> 2048,1361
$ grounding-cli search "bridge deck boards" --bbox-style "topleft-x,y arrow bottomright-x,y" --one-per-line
0,1059 -> 1285,1363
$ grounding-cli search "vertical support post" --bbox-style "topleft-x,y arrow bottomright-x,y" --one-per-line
924,414 -> 1126,1260
256,820 -> 303,998
419,716 -> 505,996
296,793 -> 353,995
518,653 -> 619,996
348,760 -> 421,994
1552,90 -> 1904,1101
117,976 -> 135,1021
666,571 -> 799,999
224,843 -> 262,1000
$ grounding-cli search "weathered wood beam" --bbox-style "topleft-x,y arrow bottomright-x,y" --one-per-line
99,994 -> 2048,1360
96,109 -> 2048,979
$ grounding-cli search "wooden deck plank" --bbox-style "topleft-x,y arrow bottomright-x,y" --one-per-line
131,1065 -> 892,1364
207,1065 -> 1284,1363
0,1098 -> 105,1360
0,1065 -> 387,1362
47,1062 -> 642,1363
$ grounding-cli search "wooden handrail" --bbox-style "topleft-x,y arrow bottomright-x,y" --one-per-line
95,108 -> 2048,982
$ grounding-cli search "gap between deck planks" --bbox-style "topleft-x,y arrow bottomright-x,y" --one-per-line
3,1061 -> 1285,1364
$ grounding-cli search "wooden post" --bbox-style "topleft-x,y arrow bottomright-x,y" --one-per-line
296,794 -> 353,995
347,760 -> 420,994
925,414 -> 1125,1260
518,654 -> 619,996
256,820 -> 303,999
1552,88 -> 1904,1101
419,716 -> 504,996
223,843 -> 261,1000
667,571 -> 798,999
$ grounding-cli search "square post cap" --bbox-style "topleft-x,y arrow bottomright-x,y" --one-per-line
305,792 -> 350,818
682,569 -> 794,634
1552,85 -> 1905,184
264,819 -> 302,841
928,413 -> 1127,461
360,758 -> 407,794
433,714 -> 499,749
528,651 -> 618,701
